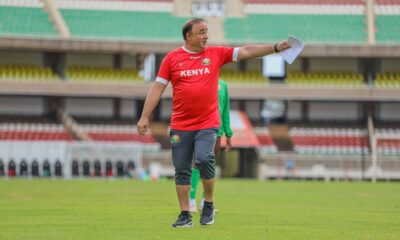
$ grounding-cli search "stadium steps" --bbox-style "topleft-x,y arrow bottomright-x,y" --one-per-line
59,111 -> 90,141
42,0 -> 71,38
204,17 -> 226,43
268,124 -> 293,151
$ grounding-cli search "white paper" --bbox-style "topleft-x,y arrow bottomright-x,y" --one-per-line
279,35 -> 305,64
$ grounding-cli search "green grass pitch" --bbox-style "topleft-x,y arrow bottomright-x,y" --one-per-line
0,179 -> 399,240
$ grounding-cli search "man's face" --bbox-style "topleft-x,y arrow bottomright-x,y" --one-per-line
187,21 -> 208,50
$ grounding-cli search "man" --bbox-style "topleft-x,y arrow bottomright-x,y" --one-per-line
137,18 -> 290,228
189,79 -> 232,213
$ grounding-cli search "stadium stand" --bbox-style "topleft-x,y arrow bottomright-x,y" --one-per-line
1,0 -> 400,181
289,127 -> 369,155
375,128 -> 400,155
78,124 -> 161,151
375,0 -> 400,43
254,127 -> 278,154
225,0 -> 366,44
0,0 -> 57,37
0,64 -> 59,82
56,0 -> 186,41
65,66 -> 143,83
0,123 -> 73,141
285,72 -> 364,87
374,72 -> 400,87
220,70 -> 268,84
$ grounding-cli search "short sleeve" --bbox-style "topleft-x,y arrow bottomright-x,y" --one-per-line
214,46 -> 236,66
155,54 -> 171,85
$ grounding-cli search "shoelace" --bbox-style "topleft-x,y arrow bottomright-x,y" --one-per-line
178,213 -> 190,221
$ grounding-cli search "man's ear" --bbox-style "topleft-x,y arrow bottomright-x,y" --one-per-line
186,31 -> 192,40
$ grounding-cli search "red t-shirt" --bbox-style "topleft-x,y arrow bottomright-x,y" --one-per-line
156,46 -> 237,131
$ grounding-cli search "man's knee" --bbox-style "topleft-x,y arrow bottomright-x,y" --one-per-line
175,169 -> 191,185
195,152 -> 215,179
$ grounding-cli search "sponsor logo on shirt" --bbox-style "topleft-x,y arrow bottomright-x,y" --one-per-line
180,67 -> 210,77
202,58 -> 211,65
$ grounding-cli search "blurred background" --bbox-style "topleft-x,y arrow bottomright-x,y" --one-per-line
0,0 -> 399,182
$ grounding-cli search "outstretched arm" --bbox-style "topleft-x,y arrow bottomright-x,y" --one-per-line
237,41 -> 290,61
137,81 -> 167,136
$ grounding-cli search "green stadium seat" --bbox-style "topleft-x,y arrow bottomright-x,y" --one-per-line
375,72 -> 400,88
60,9 -> 188,41
66,66 -> 144,83
285,72 -> 364,87
0,6 -> 56,37
220,70 -> 269,85
225,14 -> 366,44
0,65 -> 59,82
376,16 -> 400,43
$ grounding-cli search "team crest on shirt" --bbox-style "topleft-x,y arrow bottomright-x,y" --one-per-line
202,58 -> 211,65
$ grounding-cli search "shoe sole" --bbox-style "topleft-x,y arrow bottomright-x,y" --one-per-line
200,214 -> 215,225
200,218 -> 214,225
172,222 -> 193,228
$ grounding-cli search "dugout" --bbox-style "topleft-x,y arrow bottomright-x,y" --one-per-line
217,111 -> 260,178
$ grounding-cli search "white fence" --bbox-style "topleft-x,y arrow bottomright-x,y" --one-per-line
0,141 -> 144,178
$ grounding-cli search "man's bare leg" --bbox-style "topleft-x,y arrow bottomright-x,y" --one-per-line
176,184 -> 190,211
202,177 -> 215,202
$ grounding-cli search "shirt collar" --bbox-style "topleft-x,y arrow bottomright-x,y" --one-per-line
182,46 -> 203,54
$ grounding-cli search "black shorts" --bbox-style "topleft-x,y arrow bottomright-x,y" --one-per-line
170,128 -> 217,185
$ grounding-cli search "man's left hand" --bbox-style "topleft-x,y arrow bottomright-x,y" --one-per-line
225,137 -> 232,152
277,40 -> 291,52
